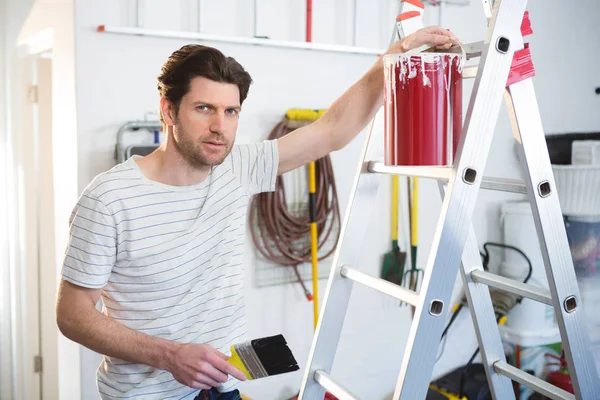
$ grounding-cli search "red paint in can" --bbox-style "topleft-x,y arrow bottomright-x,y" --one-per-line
384,52 -> 463,166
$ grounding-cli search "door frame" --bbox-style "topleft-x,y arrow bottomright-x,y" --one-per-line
10,1 -> 82,397
11,29 -> 60,400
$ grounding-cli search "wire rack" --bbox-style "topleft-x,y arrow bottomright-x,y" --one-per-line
251,201 -> 339,288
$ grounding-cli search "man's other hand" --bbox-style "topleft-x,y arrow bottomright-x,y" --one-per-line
387,25 -> 459,54
168,343 -> 247,390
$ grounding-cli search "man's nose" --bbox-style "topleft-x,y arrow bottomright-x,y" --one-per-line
210,112 -> 225,133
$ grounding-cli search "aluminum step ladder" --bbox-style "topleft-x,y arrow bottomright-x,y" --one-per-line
297,0 -> 600,399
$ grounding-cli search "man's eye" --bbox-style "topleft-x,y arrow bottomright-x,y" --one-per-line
197,105 -> 209,111
226,109 -> 238,115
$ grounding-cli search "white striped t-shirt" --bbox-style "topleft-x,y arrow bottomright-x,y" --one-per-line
60,140 -> 279,400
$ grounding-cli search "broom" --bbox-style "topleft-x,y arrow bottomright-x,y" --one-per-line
285,108 -> 326,330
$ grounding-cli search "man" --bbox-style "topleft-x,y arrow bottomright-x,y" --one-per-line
56,26 -> 456,400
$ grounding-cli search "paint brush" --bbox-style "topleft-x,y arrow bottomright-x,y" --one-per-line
228,334 -> 300,380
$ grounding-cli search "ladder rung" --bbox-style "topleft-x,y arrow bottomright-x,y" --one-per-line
462,65 -> 478,79
314,370 -> 359,400
493,362 -> 575,400
340,266 -> 419,306
479,177 -> 527,194
367,162 -> 452,180
462,40 -> 485,58
368,162 -> 527,194
471,270 -> 552,305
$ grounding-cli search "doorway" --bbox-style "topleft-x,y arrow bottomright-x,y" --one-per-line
13,47 -> 57,400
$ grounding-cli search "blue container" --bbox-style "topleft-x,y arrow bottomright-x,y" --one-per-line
564,215 -> 600,373
564,216 -> 600,278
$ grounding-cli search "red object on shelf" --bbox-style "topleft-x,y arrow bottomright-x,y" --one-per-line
306,0 -> 312,43
506,11 -> 535,86
521,11 -> 533,36
384,53 -> 463,166
545,353 -> 574,395
506,44 -> 535,86
396,11 -> 421,22
402,0 -> 426,9
546,370 -> 574,394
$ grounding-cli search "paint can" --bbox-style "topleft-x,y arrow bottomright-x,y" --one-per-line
383,50 -> 464,166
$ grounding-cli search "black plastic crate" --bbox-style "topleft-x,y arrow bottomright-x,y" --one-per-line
545,132 -> 600,165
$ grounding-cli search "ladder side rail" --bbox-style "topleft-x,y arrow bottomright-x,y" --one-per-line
393,1 -> 528,398
460,228 -> 516,399
480,0 -> 598,396
298,111 -> 387,399
506,80 -> 600,399
439,182 -> 516,400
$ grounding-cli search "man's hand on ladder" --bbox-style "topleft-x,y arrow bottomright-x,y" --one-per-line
387,26 -> 459,54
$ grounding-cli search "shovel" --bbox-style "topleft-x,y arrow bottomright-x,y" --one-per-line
382,175 -> 407,285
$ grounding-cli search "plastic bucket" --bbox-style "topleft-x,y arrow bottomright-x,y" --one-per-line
383,51 -> 464,166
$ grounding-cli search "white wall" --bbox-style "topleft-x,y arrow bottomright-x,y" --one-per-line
71,1 -> 600,400
0,0 -> 15,398
1,1 -> 38,399
6,0 -> 80,399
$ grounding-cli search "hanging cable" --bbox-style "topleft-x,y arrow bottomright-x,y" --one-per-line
481,242 -> 533,283
248,119 -> 341,299
436,242 -> 532,365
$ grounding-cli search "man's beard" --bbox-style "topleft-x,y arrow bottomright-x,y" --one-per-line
172,124 -> 232,169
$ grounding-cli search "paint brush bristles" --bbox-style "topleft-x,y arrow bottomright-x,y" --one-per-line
228,334 -> 299,380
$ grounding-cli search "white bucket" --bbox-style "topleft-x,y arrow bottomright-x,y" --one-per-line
498,201 -> 561,347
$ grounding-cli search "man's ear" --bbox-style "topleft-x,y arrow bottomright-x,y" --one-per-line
160,97 -> 176,125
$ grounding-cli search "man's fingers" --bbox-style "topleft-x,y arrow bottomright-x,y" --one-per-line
425,33 -> 453,47
228,365 -> 248,381
435,41 -> 454,50
424,25 -> 458,39
200,363 -> 229,383
446,30 -> 460,41
215,357 -> 248,381
188,381 -> 211,390
197,374 -> 221,388
213,349 -> 229,361
211,353 -> 248,381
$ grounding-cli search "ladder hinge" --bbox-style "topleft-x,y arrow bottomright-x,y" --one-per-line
34,355 -> 43,373
28,85 -> 38,104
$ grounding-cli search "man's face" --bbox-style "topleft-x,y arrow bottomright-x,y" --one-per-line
166,76 -> 241,168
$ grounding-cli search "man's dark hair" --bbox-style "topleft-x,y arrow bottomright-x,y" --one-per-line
157,45 -> 252,122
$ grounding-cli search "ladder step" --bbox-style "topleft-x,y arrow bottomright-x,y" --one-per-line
479,177 -> 527,194
368,162 -> 527,194
471,270 -> 552,305
367,162 -> 452,180
462,40 -> 485,58
493,362 -> 575,400
340,266 -> 420,306
314,370 -> 359,400
463,65 -> 478,79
